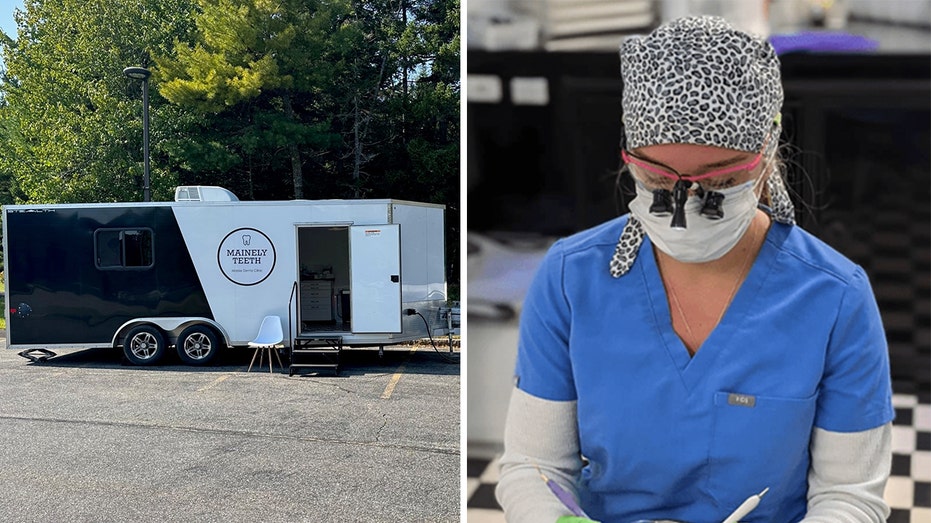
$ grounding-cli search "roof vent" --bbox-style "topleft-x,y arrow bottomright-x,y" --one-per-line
174,186 -> 239,202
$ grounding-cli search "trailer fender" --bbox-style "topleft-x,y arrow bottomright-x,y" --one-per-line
112,318 -> 232,348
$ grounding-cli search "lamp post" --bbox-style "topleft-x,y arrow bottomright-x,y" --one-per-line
123,66 -> 152,202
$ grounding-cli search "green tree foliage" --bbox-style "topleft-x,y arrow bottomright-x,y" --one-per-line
0,0 -> 197,203
396,0 -> 460,281
329,0 -> 460,280
156,0 -> 355,199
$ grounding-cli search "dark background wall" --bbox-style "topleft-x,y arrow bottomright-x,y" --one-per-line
467,50 -> 931,395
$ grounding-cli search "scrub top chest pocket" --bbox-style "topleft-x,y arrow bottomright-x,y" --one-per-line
705,391 -> 818,521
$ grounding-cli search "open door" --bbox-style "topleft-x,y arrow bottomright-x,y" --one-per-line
349,224 -> 401,333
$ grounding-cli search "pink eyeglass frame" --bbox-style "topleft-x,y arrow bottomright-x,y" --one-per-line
621,149 -> 763,183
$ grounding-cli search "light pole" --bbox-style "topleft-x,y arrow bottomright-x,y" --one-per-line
123,66 -> 152,202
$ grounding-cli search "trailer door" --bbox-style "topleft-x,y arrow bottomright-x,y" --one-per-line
349,224 -> 401,333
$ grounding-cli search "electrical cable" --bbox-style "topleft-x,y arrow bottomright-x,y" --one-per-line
414,311 -> 459,364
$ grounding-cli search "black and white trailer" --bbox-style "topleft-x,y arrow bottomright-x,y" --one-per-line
3,187 -> 449,373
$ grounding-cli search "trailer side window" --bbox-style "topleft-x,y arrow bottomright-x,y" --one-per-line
95,228 -> 154,269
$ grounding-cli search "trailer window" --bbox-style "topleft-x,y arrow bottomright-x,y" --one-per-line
95,228 -> 154,269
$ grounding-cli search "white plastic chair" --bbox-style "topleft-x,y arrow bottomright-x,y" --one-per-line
247,316 -> 284,373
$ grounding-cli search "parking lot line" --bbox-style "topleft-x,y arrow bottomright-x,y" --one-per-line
380,346 -> 417,399
197,373 -> 231,392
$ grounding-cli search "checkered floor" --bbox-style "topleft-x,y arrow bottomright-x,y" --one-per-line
466,392 -> 931,522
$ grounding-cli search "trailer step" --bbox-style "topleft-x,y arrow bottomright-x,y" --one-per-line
292,348 -> 340,354
289,336 -> 341,376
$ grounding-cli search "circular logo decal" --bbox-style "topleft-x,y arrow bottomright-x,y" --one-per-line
218,228 -> 277,286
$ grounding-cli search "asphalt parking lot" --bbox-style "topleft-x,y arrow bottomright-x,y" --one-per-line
0,338 -> 460,522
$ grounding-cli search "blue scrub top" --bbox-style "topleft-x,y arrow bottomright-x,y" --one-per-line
515,215 -> 894,523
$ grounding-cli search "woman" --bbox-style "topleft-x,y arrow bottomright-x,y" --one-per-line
495,16 -> 894,523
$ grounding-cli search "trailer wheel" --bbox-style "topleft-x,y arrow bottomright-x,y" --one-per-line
176,325 -> 220,366
123,325 -> 167,365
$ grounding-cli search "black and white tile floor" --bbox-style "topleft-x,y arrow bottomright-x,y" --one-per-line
466,391 -> 931,522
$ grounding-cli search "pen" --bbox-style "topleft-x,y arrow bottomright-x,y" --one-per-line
536,465 -> 590,519
721,487 -> 769,523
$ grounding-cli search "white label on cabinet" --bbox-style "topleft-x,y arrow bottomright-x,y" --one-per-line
468,74 -> 503,103
511,77 -> 549,106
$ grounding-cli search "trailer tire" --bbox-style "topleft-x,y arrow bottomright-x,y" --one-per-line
176,325 -> 220,366
123,325 -> 167,365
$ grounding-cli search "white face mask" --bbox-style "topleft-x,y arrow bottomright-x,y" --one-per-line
628,177 -> 761,263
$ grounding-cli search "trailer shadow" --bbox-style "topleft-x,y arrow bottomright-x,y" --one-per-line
20,345 -> 460,377
330,347 -> 461,378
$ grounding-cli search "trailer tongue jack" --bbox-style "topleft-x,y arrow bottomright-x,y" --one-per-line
18,349 -> 57,363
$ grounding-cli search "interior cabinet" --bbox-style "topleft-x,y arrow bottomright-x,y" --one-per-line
300,280 -> 333,322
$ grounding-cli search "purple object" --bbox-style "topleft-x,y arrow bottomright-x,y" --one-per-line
541,472 -> 590,519
768,32 -> 879,55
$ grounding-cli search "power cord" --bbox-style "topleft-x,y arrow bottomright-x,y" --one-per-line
409,309 -> 459,364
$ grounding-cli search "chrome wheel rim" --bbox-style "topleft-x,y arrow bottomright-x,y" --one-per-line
183,333 -> 212,360
129,332 -> 159,359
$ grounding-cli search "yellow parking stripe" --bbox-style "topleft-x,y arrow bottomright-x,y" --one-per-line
381,347 -> 417,399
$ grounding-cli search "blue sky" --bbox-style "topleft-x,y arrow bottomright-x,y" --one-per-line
0,0 -> 23,67
1,0 -> 23,39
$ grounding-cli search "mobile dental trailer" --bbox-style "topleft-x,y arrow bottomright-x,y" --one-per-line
3,187 -> 450,374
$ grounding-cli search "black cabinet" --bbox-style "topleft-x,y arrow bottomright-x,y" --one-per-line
468,50 -> 930,238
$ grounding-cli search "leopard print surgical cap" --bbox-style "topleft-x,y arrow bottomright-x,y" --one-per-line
620,16 -> 783,152
609,16 -> 794,278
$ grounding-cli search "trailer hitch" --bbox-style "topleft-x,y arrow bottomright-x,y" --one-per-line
18,349 -> 57,363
